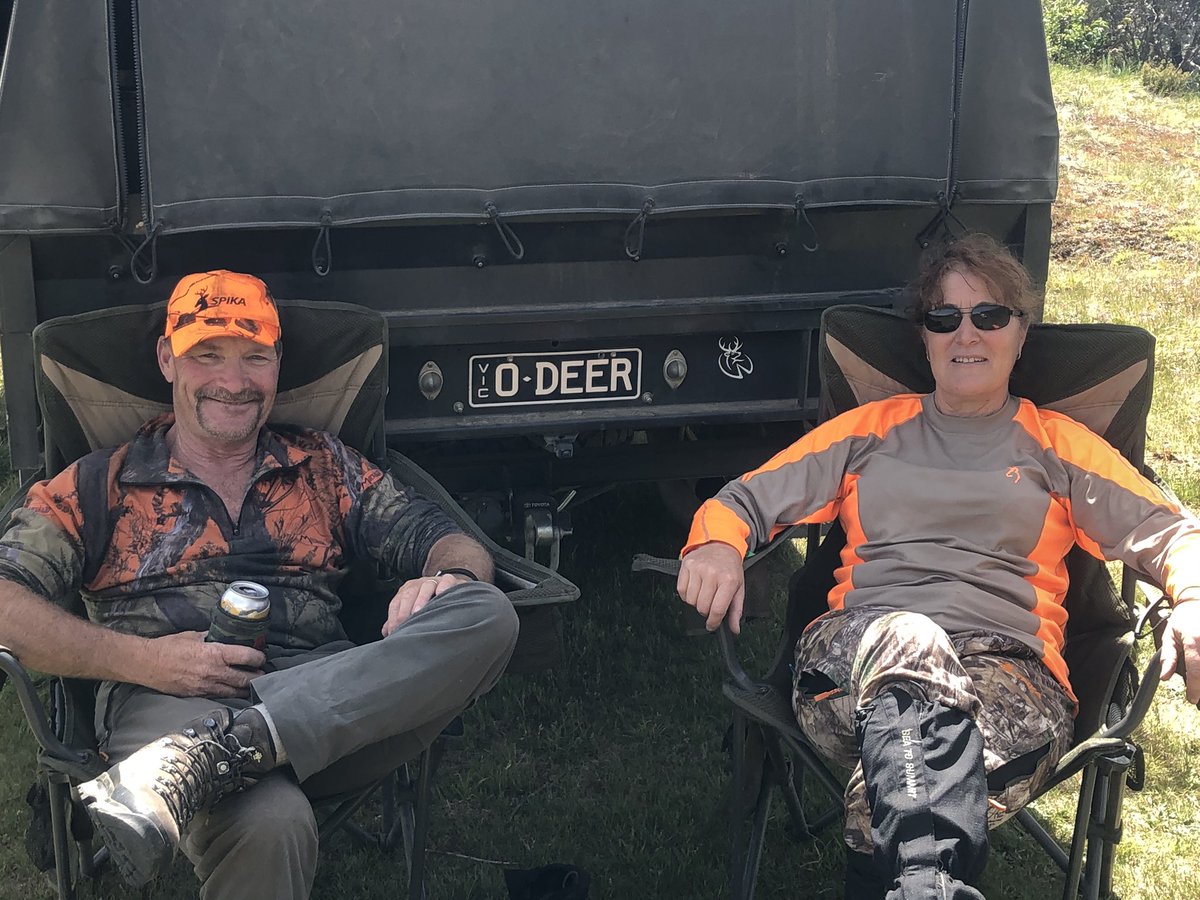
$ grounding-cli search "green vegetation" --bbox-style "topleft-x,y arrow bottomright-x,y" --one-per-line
1044,0 -> 1113,66
1139,61 -> 1200,98
1044,1 -> 1200,86
1,63 -> 1199,898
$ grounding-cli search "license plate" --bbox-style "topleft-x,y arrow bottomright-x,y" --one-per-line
468,348 -> 642,408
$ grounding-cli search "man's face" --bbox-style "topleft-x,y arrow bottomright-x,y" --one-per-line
157,335 -> 280,445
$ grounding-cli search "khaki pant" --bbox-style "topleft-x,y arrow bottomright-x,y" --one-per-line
97,582 -> 519,900
792,605 -> 1075,853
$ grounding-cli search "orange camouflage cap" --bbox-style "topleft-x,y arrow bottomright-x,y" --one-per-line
164,270 -> 281,356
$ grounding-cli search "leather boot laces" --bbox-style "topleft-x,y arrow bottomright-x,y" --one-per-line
151,730 -> 258,827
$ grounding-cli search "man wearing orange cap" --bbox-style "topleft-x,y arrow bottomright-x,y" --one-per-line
0,271 -> 519,898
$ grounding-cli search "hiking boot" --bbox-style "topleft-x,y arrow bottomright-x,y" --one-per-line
77,707 -> 276,886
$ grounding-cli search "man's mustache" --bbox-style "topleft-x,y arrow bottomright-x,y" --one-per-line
197,389 -> 265,404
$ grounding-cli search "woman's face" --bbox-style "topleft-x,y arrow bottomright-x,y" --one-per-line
922,267 -> 1027,417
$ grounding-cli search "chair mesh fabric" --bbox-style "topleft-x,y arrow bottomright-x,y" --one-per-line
763,523 -> 844,690
817,305 -> 1157,740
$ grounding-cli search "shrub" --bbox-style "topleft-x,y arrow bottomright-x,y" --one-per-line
1139,60 -> 1198,95
1044,0 -> 1114,64
1089,0 -> 1200,73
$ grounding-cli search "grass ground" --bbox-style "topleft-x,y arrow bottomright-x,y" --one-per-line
1,63 -> 1199,898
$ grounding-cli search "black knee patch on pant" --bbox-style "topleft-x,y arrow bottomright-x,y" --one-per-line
856,685 -> 988,899
845,849 -> 889,900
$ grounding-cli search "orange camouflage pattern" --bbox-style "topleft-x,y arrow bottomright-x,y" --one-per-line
0,415 -> 459,650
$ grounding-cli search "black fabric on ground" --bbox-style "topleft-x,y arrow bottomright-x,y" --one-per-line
503,863 -> 590,900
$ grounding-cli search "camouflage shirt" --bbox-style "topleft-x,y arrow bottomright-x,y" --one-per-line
0,415 -> 461,650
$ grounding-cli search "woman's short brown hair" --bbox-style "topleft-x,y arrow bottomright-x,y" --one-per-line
910,233 -> 1040,325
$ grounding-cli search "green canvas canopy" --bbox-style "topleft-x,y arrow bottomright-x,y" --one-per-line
0,0 -> 1056,235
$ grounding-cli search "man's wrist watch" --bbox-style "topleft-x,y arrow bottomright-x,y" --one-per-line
434,567 -> 478,582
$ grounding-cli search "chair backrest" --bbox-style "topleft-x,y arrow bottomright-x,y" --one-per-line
28,298 -> 579,659
26,300 -> 390,748
820,305 -> 1154,468
813,305 -> 1157,735
32,299 -> 388,477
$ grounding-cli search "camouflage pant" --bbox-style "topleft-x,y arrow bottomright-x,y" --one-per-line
792,605 -> 1075,853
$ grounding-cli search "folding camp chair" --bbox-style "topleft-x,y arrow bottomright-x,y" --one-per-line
634,304 -> 1172,900
0,299 -> 578,899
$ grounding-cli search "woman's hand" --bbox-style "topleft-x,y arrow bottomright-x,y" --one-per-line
677,542 -> 746,634
1160,599 -> 1200,705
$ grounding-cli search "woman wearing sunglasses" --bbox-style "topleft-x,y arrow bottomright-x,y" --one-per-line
676,233 -> 1200,899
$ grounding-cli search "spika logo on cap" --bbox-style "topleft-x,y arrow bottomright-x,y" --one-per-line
165,270 -> 281,356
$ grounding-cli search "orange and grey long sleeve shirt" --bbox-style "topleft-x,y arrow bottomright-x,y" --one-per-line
684,394 -> 1200,697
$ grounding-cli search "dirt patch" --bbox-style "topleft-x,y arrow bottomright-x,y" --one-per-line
1050,200 -> 1190,261
1052,147 -> 1198,261
1085,114 -> 1200,161
1052,102 -> 1200,262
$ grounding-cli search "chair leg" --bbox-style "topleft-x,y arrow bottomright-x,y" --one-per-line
319,783 -> 386,848
1082,773 -> 1109,900
1062,750 -> 1133,900
80,842 -> 108,880
1015,807 -> 1069,873
379,765 -> 412,852
779,733 -> 845,835
1082,757 -> 1129,900
763,732 -> 810,840
380,768 -> 397,845
1063,764 -> 1098,900
729,711 -> 773,900
408,747 -> 435,900
737,775 -> 774,900
1096,764 -> 1129,899
729,710 -> 750,900
48,777 -> 76,900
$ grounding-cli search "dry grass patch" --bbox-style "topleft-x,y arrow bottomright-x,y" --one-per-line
1047,258 -> 1200,507
1051,65 -> 1200,265
1046,63 -> 1200,899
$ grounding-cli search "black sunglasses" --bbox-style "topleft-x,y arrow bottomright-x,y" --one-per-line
174,312 -> 263,335
923,303 -> 1024,334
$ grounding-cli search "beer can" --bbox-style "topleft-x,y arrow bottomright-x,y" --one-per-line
206,581 -> 271,650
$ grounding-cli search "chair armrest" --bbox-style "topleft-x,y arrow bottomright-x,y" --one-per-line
0,649 -> 100,777
1135,591 -> 1171,639
630,553 -> 764,694
386,449 -> 578,609
1024,646 -> 1164,798
1099,648 -> 1162,741
495,562 -> 579,608
629,554 -> 681,579
0,467 -> 45,522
